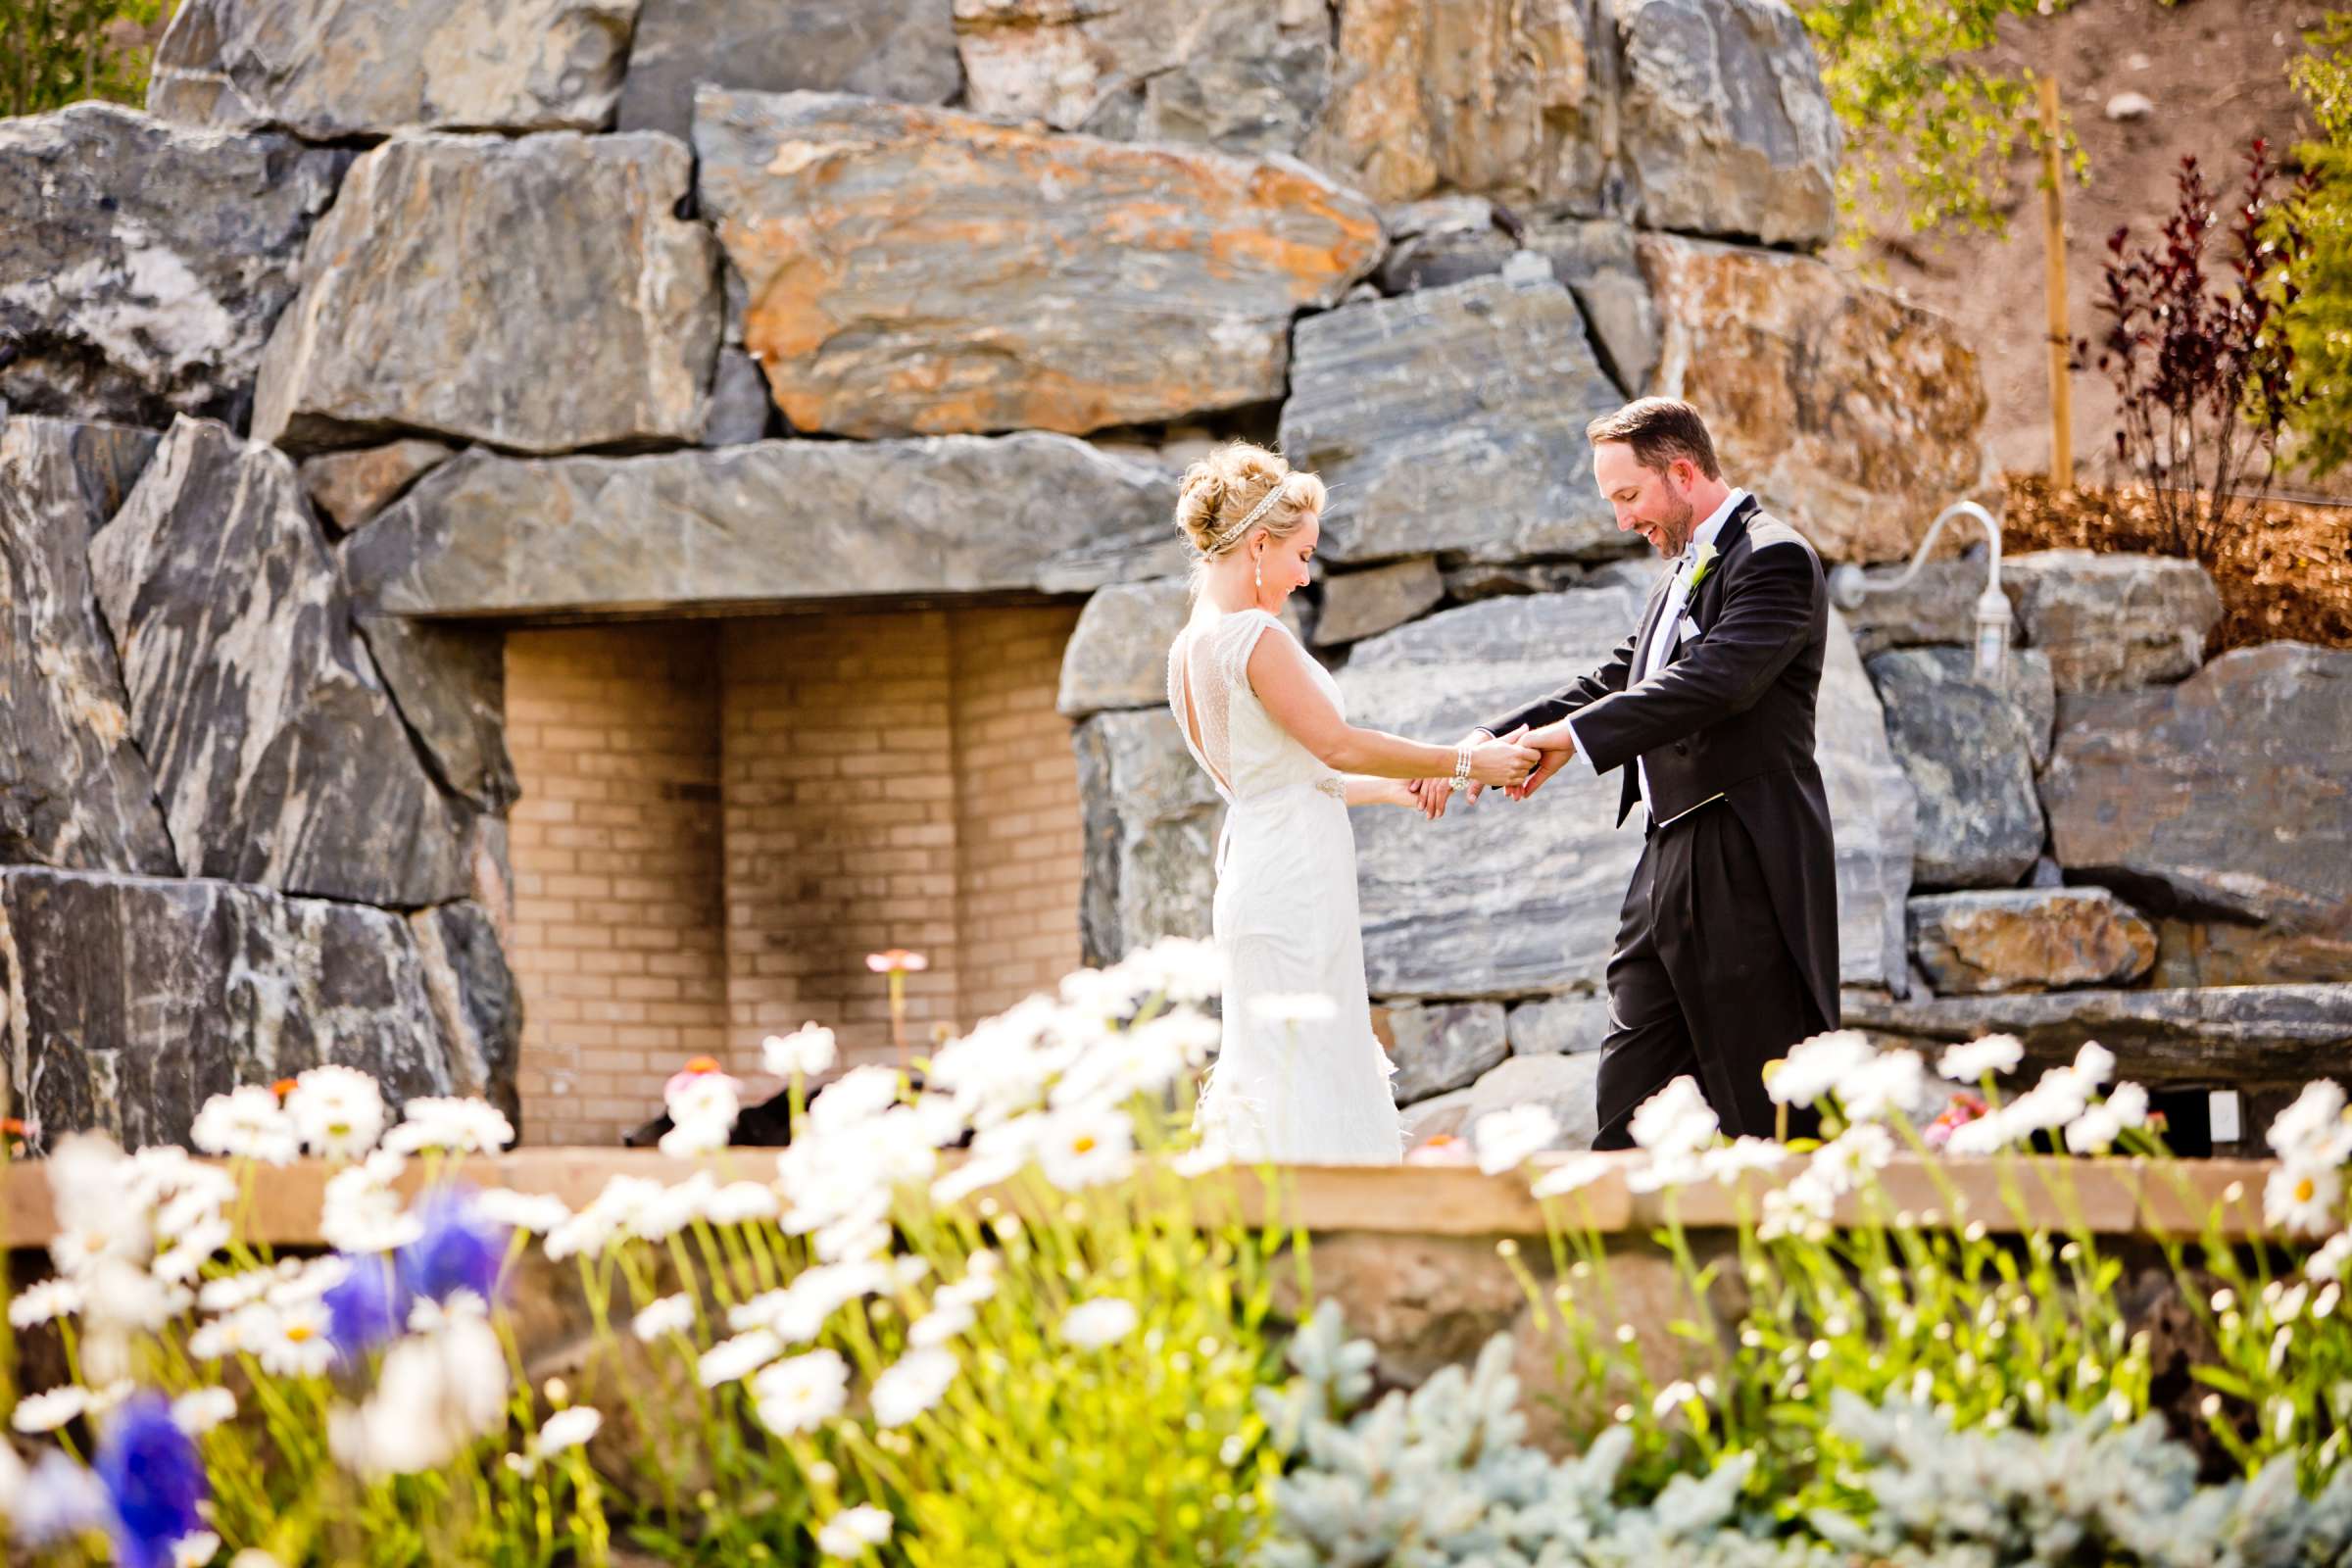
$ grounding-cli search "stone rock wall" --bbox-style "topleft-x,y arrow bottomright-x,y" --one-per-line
17,0 -> 2332,1158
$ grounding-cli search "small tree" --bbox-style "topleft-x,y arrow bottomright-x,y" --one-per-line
2278,13 -> 2352,480
1,0 -> 176,120
1798,0 -> 2086,245
2082,142 -> 2311,560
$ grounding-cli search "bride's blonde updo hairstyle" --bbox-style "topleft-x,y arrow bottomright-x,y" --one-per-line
1173,441 -> 1326,563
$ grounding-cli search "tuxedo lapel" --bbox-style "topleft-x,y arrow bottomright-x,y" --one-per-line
1628,565 -> 1677,682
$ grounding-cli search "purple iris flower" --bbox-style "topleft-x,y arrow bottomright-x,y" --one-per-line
323,1253 -> 410,1364
93,1392 -> 208,1568
398,1186 -> 510,1307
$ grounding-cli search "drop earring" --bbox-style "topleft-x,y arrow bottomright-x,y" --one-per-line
1253,557 -> 1263,596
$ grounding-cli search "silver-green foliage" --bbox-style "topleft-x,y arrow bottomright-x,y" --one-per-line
1257,1308 -> 2352,1568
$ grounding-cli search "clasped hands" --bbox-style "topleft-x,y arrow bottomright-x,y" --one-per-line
1406,722 -> 1576,821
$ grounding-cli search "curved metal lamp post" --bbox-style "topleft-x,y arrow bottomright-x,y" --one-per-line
1828,501 -> 2014,682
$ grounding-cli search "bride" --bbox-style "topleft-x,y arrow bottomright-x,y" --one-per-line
1165,442 -> 1538,1165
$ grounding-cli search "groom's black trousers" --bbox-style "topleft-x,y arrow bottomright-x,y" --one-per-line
1592,804 -> 1822,1150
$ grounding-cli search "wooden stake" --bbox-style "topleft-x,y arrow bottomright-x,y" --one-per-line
2039,74 -> 2075,492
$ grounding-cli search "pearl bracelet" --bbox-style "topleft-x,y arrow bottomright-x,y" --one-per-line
1449,740 -> 1474,793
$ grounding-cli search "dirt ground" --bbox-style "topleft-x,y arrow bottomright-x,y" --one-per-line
1834,0 -> 2337,495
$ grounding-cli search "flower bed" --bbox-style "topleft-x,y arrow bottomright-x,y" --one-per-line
1,946 -> 2348,1565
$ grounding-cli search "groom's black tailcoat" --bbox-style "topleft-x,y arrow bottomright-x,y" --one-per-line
1487,495 -> 1839,1147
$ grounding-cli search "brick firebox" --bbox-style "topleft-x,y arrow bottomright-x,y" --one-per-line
503,604 -> 1085,1147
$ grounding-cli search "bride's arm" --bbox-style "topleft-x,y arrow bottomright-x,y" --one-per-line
1247,630 -> 1536,786
1343,776 -> 1418,808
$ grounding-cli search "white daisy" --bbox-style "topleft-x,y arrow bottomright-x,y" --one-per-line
1835,1049 -> 1929,1123
257,1300 -> 336,1379
10,1385 -> 89,1433
1057,1298 -> 1139,1349
870,1348 -> 957,1428
1769,1031 -> 1877,1108
189,1087 -> 297,1165
284,1065 -> 387,1159
2267,1163 -> 2343,1239
171,1387 -> 237,1436
1699,1138 -> 1790,1184
473,1190 -> 571,1236
534,1405 -> 602,1455
697,1330 -> 783,1388
815,1503 -> 895,1558
1036,1109 -> 1136,1192
1531,1153 -> 1616,1200
1938,1035 -> 2025,1082
8,1278 -> 83,1330
808,1066 -> 904,1135
762,1024 -> 839,1080
1474,1104 -> 1561,1174
632,1293 -> 699,1343
2270,1081 -> 2352,1166
381,1097 -> 514,1156
1628,1076 -> 1717,1157
749,1348 -> 849,1437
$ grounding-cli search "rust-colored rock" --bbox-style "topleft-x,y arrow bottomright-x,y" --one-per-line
1639,234 -> 1993,564
693,88 -> 1384,437
1908,888 -> 2159,997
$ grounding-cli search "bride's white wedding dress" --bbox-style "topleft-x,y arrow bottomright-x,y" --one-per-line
1167,607 -> 1404,1165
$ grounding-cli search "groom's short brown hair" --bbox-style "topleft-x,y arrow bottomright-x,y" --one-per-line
1587,398 -> 1723,481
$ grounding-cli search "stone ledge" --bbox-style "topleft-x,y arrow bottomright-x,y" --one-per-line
0,1150 -> 2277,1250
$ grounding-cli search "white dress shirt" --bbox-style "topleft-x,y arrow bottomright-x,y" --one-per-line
1565,487 -> 1749,817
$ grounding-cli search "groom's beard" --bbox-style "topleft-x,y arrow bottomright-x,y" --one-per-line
1642,492 -> 1696,558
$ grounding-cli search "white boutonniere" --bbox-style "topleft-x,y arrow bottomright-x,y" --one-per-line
1685,540 -> 1720,592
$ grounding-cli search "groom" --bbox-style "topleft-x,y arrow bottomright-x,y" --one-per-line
1415,398 -> 1838,1148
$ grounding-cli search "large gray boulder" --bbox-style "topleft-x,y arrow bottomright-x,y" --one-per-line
1639,234 -> 1993,565
1837,558 -> 1993,662
1844,983 -> 2352,1089
2001,551 -> 2223,694
1374,210 -> 1661,395
90,418 -> 474,906
1817,611 -> 1921,996
0,867 -> 516,1151
252,132 -> 720,456
2042,644 -> 2352,946
1506,994 -> 1612,1056
1606,0 -> 1841,247
147,0 -> 636,137
1908,887 -> 2157,996
1057,581 -> 1312,719
1340,582 -> 1654,1001
410,900 -> 525,1124
1058,580 -> 1189,719
1302,0 -> 1609,214
1378,1002 -> 1509,1104
694,87 -> 1381,438
1310,0 -> 1836,244
351,617 -> 519,814
1333,581 -> 1912,999
620,0 -> 958,142
1073,709 -> 1221,965
1866,647 -> 2048,890
1278,269 -> 1631,568
955,0 -> 1328,156
346,434 -> 1168,617
0,418 -> 177,875
1313,559 -> 1445,649
0,104 -> 345,426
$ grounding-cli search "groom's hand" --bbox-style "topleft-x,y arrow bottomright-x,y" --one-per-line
1508,748 -> 1572,801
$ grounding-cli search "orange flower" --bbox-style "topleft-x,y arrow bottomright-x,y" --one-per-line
681,1055 -> 723,1076
270,1078 -> 299,1101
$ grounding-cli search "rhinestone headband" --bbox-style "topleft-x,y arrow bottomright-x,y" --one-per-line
1203,475 -> 1293,556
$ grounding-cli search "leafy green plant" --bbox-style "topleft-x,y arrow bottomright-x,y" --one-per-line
0,0 -> 175,120
2278,12 -> 2352,479
1797,0 -> 2086,245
